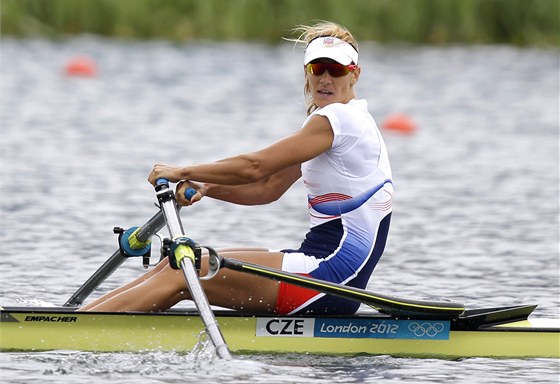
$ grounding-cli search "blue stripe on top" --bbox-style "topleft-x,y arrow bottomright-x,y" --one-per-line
308,179 -> 392,216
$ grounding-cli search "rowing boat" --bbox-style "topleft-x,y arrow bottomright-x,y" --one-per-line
2,185 -> 558,359
1,304 -> 558,358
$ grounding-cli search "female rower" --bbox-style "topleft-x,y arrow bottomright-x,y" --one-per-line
81,21 -> 393,315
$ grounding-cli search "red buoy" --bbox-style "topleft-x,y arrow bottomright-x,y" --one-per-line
382,113 -> 417,134
64,56 -> 97,77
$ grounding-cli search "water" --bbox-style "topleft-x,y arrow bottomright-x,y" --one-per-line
1,37 -> 559,383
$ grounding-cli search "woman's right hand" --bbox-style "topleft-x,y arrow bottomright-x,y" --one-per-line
176,180 -> 205,206
148,163 -> 184,186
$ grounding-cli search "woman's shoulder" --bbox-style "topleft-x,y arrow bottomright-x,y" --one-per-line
319,99 -> 368,115
314,99 -> 374,137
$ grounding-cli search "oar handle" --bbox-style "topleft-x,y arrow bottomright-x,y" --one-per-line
155,178 -> 196,201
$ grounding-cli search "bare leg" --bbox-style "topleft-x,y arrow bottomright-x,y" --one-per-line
82,249 -> 283,313
79,247 -> 268,311
79,259 -> 168,311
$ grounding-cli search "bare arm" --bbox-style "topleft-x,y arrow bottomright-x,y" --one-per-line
149,115 -> 333,204
202,164 -> 302,205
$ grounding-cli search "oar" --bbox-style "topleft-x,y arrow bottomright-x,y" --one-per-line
64,210 -> 167,307
220,257 -> 465,319
155,179 -> 231,360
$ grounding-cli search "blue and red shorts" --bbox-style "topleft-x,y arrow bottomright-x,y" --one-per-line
274,214 -> 391,315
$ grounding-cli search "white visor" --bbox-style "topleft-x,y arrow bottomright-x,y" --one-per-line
304,36 -> 358,65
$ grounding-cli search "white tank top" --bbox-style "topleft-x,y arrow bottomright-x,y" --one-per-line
301,99 -> 393,229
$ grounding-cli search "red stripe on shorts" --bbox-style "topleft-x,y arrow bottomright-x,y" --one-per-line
274,274 -> 321,315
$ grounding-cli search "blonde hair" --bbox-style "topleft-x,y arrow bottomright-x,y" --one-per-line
288,21 -> 359,115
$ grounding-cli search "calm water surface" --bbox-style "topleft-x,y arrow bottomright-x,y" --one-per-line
1,37 -> 559,383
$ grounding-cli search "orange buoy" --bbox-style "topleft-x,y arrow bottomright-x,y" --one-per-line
64,56 -> 97,77
382,113 -> 417,134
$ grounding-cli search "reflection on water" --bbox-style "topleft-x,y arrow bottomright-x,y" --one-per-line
1,38 -> 558,383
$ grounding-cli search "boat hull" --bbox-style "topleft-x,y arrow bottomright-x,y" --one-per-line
1,307 -> 558,358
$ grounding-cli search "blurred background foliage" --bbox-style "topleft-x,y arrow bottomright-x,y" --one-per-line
1,0 -> 559,46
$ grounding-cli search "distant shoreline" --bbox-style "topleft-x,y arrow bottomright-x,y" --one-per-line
2,0 -> 559,47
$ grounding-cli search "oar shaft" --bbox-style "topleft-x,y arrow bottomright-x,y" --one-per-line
135,210 -> 167,241
156,180 -> 231,359
180,258 -> 231,359
157,192 -> 184,236
64,210 -> 167,307
221,257 -> 465,319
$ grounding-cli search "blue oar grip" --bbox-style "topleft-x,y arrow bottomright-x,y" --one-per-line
185,188 -> 197,201
156,178 -> 169,186
156,178 -> 195,201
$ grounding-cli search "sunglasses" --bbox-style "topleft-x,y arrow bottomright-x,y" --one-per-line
306,63 -> 357,77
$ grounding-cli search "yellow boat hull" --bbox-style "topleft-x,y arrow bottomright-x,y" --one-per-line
1,308 -> 558,358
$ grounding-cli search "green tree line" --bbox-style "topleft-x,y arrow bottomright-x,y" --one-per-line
1,0 -> 558,46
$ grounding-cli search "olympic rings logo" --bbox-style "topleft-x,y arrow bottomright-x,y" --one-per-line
408,322 -> 446,337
